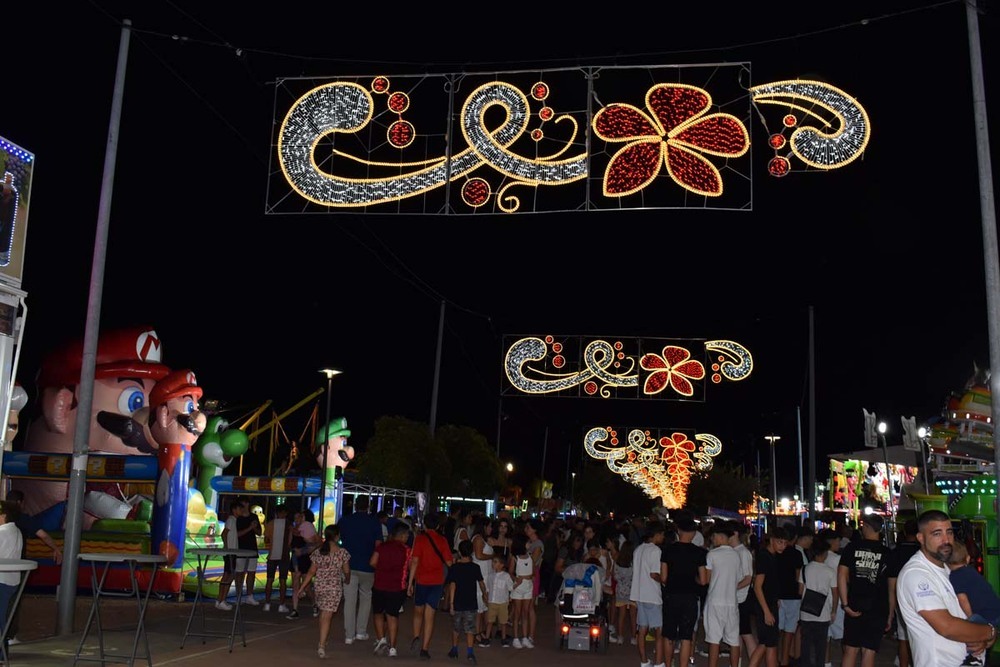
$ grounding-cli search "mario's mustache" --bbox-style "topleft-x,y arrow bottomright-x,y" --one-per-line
96,411 -> 157,455
177,413 -> 202,437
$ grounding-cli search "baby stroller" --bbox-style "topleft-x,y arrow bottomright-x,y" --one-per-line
555,562 -> 609,653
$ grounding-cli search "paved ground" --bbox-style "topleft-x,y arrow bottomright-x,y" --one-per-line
10,593 -> 909,667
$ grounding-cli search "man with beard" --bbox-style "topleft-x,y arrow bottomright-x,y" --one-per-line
896,510 -> 995,667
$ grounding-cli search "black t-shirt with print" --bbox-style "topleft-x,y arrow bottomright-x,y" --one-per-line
840,538 -> 889,613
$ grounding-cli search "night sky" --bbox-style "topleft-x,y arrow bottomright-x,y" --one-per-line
4,1 -> 998,501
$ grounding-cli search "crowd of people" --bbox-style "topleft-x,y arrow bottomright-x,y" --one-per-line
35,494 -> 987,667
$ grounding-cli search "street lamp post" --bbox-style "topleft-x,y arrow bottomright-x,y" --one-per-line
319,368 -> 342,529
765,435 -> 781,519
571,471 -> 576,513
917,426 -> 931,493
877,421 -> 896,543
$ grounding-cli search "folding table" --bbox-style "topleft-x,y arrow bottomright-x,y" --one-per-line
74,552 -> 166,666
0,558 -> 38,667
181,547 -> 258,652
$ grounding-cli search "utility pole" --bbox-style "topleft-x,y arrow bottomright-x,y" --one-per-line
58,18 -> 131,637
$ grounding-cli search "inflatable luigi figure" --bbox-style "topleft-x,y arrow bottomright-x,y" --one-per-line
315,417 -> 354,528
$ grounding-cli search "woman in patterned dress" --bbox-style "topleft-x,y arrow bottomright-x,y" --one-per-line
297,524 -> 351,658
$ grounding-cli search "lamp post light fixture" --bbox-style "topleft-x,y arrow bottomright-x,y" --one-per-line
571,471 -> 576,512
506,462 -> 514,473
764,435 -> 780,516
318,368 -> 343,528
876,420 -> 896,540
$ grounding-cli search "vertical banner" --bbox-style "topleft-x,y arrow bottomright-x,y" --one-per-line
0,136 -> 34,288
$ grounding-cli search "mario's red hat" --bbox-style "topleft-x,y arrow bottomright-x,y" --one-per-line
149,369 -> 203,407
37,327 -> 171,387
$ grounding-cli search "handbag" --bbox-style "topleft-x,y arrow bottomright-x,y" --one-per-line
800,587 -> 828,617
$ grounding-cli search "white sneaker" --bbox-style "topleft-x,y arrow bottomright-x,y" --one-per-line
345,637 -> 354,645
215,600 -> 233,611
654,663 -> 666,667
318,646 -> 326,658
278,604 -> 290,613
374,638 -> 389,655
512,638 -> 523,649
262,603 -> 271,612
640,661 -> 652,667
388,647 -> 398,657
632,637 -> 638,645
522,637 -> 534,649
242,595 -> 259,606
8,637 -> 21,646
356,633 -> 370,641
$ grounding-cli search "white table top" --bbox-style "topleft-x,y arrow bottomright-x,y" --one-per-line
78,553 -> 168,564
0,558 -> 39,572
188,548 -> 258,558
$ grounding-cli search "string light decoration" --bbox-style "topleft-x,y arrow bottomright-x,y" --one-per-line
749,80 -> 871,172
584,426 -> 723,507
503,335 -> 752,399
592,83 -> 749,197
276,77 -> 587,210
270,66 -> 868,215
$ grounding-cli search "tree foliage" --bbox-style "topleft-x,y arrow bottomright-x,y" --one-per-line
353,416 -> 502,497
684,461 -> 759,515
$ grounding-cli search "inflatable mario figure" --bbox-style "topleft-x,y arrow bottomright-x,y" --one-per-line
145,369 -> 207,568
15,327 -> 170,525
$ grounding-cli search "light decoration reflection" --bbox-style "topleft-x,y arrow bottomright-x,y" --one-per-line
274,67 -> 868,214
584,426 -> 722,508
503,335 -> 752,399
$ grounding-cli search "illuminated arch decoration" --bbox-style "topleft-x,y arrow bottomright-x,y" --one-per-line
584,426 -> 723,508
268,65 -> 868,216
503,334 -> 752,400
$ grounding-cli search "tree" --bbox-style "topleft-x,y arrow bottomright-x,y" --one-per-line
353,415 -> 450,491
353,417 -> 503,497
436,424 -> 504,497
574,460 -> 651,516
684,461 -> 758,516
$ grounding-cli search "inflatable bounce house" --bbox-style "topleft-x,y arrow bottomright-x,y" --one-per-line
0,326 -> 354,598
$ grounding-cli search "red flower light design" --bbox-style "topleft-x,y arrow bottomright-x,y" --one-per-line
592,84 -> 749,197
659,432 -> 695,474
639,345 -> 706,397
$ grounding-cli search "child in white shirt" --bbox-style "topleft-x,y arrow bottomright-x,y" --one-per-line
485,555 -> 515,646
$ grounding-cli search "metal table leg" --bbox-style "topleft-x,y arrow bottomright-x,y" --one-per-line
180,554 -> 206,648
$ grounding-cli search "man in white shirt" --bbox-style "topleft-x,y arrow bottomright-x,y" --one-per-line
816,528 -> 843,667
705,523 -> 741,667
631,521 -> 667,667
896,509 -> 995,667
729,524 -> 757,660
